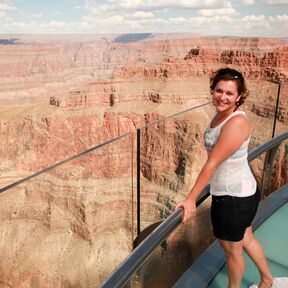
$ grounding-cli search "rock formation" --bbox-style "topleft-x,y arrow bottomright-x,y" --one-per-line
0,34 -> 287,287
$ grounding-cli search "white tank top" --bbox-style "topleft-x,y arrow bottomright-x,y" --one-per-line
204,111 -> 257,197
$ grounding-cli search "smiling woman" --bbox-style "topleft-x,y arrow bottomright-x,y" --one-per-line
176,68 -> 274,288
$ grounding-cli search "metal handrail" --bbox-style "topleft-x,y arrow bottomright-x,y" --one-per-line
101,130 -> 288,288
248,131 -> 288,161
0,102 -> 213,195
101,186 -> 211,288
138,101 -> 212,130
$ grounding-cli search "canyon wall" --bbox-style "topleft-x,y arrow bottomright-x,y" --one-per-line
0,34 -> 287,287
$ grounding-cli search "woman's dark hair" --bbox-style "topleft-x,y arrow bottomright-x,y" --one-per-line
210,67 -> 249,106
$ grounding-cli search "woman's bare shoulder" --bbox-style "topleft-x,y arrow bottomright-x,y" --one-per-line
222,113 -> 251,138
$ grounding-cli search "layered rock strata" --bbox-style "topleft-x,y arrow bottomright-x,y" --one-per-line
0,35 -> 287,287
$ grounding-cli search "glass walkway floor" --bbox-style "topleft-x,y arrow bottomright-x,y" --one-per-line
209,200 -> 288,288
174,183 -> 288,288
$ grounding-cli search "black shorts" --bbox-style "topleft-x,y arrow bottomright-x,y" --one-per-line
211,188 -> 260,242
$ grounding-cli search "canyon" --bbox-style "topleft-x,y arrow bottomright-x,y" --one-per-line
0,33 -> 287,287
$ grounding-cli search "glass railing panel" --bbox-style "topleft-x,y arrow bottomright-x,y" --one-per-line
0,133 -> 134,288
249,155 -> 266,193
0,105 -> 129,190
138,103 -> 214,232
124,134 -> 288,288
265,138 -> 288,197
127,196 -> 214,288
247,83 -> 279,191
247,83 -> 279,150
275,83 -> 288,136
249,137 -> 288,199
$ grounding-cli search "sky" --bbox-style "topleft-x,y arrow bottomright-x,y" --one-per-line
0,0 -> 287,37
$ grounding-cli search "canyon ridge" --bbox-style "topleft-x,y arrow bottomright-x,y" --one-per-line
0,33 -> 287,287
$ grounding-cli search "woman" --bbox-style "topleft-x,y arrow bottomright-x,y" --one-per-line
175,68 -> 273,288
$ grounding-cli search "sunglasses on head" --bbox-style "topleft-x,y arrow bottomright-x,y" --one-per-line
218,68 -> 243,80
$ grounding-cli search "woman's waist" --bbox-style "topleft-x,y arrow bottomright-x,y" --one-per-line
211,187 -> 260,201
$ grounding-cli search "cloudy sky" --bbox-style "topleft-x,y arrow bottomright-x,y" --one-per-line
0,0 -> 287,37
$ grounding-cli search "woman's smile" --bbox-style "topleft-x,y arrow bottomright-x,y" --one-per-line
212,80 -> 240,113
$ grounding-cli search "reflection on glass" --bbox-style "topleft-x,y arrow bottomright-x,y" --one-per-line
247,83 -> 279,151
269,139 -> 288,195
275,83 -> 288,136
129,197 -> 214,288
249,138 -> 288,199
249,153 -> 266,193
247,83 -> 280,192
0,133 -> 134,287
138,103 -> 214,232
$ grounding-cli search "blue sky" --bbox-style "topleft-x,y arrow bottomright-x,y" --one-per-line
0,0 -> 287,37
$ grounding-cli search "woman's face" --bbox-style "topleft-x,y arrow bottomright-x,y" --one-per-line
212,80 -> 241,113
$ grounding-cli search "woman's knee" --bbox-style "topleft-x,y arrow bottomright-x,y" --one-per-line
219,239 -> 243,258
243,226 -> 255,249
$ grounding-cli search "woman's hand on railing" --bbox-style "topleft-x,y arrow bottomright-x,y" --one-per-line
175,199 -> 196,223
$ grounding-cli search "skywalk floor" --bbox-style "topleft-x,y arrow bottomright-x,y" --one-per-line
173,184 -> 288,288
209,199 -> 288,288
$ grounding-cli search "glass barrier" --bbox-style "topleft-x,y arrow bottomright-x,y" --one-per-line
0,106 -> 129,190
248,138 -> 288,199
127,196 -> 214,288
246,83 -> 280,192
137,84 -> 280,233
1,81 -> 285,287
138,103 -> 214,232
0,133 -> 134,288
131,90 -> 281,287
268,138 -> 288,195
246,83 -> 279,150
275,83 -> 288,136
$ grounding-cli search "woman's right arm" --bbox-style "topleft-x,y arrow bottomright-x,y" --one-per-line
175,114 -> 250,223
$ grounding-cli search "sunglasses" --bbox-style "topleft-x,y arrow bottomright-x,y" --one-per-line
217,68 -> 243,80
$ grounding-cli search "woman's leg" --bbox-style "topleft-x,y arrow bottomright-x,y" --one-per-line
243,226 -> 273,288
218,239 -> 245,288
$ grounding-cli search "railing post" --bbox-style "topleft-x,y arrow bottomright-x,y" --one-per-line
137,128 -> 141,238
261,146 -> 279,198
272,83 -> 281,139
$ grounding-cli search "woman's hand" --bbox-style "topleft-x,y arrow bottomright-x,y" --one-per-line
175,199 -> 196,223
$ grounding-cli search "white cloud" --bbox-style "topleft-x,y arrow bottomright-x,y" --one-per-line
266,0 -> 288,4
0,3 -> 16,12
99,0 -> 228,11
86,3 -> 113,16
239,14 -> 271,34
132,11 -> 154,18
0,0 -> 287,37
85,0 -> 229,15
198,7 -> 238,16
31,13 -> 44,18
242,0 -> 255,5
43,21 -> 67,29
275,14 -> 288,21
169,17 -> 186,24
83,13 -> 124,28
6,21 -> 27,29
243,14 -> 266,22
0,2 -> 16,18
